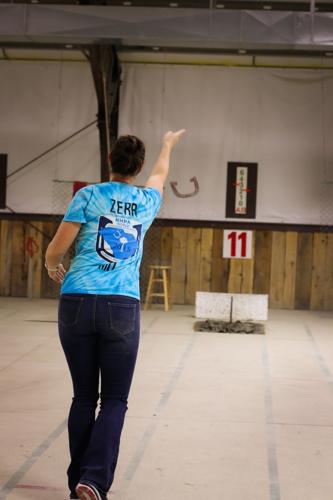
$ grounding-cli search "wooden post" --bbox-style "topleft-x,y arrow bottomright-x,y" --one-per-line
87,45 -> 121,182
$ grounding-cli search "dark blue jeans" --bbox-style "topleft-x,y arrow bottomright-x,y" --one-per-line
58,294 -> 140,496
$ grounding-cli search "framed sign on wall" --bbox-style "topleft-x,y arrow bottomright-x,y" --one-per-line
226,162 -> 258,219
223,230 -> 253,259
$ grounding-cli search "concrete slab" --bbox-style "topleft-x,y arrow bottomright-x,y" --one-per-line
232,293 -> 268,321
119,420 -> 269,500
195,292 -> 231,320
1,298 -> 333,500
271,378 -> 333,426
276,424 -> 333,500
195,291 -> 268,321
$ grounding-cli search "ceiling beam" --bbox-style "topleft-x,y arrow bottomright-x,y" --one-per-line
0,5 -> 332,52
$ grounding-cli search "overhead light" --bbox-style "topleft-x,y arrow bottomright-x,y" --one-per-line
152,47 -> 160,51
123,1 -> 132,5
238,49 -> 247,54
169,2 -> 179,6
65,44 -> 73,49
216,3 -> 225,7
325,51 -> 333,57
263,4 -> 272,9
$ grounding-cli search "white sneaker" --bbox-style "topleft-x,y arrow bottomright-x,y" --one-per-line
75,482 -> 106,500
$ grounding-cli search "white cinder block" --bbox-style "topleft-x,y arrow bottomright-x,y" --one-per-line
232,294 -> 268,321
195,292 -> 268,322
195,292 -> 232,320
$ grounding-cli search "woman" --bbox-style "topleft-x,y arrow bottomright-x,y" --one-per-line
45,130 -> 185,500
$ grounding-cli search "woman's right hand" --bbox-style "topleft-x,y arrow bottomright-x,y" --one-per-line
47,263 -> 67,284
163,129 -> 186,148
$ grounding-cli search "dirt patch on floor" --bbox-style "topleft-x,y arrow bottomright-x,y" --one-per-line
194,319 -> 265,335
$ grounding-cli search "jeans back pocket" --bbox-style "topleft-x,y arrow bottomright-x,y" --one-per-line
108,302 -> 136,336
59,296 -> 84,327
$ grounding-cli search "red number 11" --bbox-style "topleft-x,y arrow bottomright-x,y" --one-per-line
228,231 -> 247,258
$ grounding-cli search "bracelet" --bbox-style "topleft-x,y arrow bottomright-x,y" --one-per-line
44,261 -> 60,272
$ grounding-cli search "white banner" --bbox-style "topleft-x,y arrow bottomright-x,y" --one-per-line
119,63 -> 333,225
0,60 -> 99,214
1,60 -> 333,222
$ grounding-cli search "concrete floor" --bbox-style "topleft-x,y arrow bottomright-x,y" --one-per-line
1,299 -> 333,500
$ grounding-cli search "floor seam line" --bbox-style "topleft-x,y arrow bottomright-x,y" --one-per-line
0,340 -> 52,374
262,336 -> 281,500
304,323 -> 333,394
0,418 -> 67,500
115,332 -> 198,499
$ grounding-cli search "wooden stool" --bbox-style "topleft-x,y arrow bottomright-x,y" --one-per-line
144,265 -> 171,312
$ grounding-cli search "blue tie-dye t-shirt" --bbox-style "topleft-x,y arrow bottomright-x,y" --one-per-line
60,182 -> 161,299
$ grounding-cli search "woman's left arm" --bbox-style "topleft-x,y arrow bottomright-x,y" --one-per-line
45,221 -> 81,284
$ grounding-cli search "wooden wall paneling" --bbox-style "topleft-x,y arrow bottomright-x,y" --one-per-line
185,228 -> 202,305
140,226 -> 162,301
253,230 -> 272,294
41,221 -> 58,299
160,226 -> 173,306
171,227 -> 188,304
199,228 -> 213,295
0,220 -> 12,296
295,232 -> 313,309
145,226 -> 163,266
324,233 -> 333,310
160,226 -> 173,266
310,232 -> 328,310
227,232 -> 255,295
1,217 -> 332,312
240,231 -> 255,293
10,221 -> 28,297
282,232 -> 297,309
228,258 -> 243,293
220,258 -> 231,292
26,222 -> 43,299
211,229 -> 225,292
269,231 -> 286,308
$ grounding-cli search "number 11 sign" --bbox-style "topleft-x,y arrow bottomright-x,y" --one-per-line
223,230 -> 253,259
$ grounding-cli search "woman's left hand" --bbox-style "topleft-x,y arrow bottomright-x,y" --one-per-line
47,263 -> 67,284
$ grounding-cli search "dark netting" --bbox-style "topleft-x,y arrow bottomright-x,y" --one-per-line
320,181 -> 333,232
140,199 -> 168,307
51,179 -> 79,262
52,180 -> 74,216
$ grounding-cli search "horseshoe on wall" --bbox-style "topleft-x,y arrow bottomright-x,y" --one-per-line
170,176 -> 199,198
